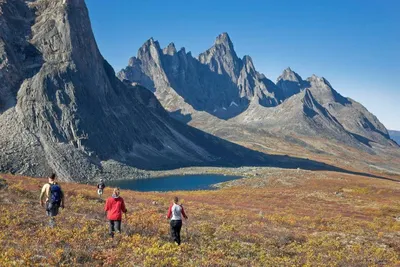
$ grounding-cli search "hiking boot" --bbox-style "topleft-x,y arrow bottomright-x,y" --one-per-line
49,218 -> 56,228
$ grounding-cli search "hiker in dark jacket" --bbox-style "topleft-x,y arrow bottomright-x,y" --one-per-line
166,196 -> 188,245
39,173 -> 65,228
97,179 -> 106,198
104,187 -> 127,237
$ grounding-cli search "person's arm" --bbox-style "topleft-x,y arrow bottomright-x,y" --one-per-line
121,198 -> 127,213
181,205 -> 188,220
60,187 -> 65,208
166,204 -> 172,219
39,184 -> 49,206
104,198 -> 109,217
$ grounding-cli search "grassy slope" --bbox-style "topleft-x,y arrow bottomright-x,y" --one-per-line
0,171 -> 399,266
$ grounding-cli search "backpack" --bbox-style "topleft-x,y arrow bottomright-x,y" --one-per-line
49,183 -> 62,204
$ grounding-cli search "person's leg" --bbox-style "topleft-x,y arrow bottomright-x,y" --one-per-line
176,220 -> 182,245
49,216 -> 55,228
46,202 -> 59,227
46,202 -> 51,217
51,204 -> 59,217
115,220 -> 121,234
170,220 -> 177,243
51,203 -> 60,228
109,220 -> 115,237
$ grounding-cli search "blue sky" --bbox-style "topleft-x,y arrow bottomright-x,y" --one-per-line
85,0 -> 400,130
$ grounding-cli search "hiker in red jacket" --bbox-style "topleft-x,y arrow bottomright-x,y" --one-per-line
166,196 -> 188,245
104,187 -> 127,237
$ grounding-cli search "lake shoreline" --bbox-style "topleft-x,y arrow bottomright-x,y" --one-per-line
96,165 -> 301,190
107,173 -> 243,192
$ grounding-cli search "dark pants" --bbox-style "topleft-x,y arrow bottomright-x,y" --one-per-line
46,202 -> 60,228
46,202 -> 60,217
170,220 -> 182,245
109,220 -> 121,237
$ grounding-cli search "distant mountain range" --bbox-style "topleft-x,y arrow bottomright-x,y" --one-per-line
389,130 -> 400,144
118,33 -> 396,149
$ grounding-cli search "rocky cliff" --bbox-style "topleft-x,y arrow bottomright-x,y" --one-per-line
0,0 -> 283,181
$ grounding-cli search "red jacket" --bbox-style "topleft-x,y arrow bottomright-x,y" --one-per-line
104,197 -> 127,220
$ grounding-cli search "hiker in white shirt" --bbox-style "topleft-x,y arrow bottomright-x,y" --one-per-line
166,196 -> 188,245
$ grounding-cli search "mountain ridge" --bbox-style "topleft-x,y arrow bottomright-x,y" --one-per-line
118,33 -> 396,150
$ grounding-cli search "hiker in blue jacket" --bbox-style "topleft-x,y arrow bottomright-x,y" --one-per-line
39,173 -> 65,227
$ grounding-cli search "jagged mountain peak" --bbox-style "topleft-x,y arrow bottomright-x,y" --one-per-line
306,75 -> 347,104
198,32 -> 241,82
145,37 -> 154,44
276,67 -> 305,99
277,67 -> 303,83
163,42 -> 177,55
308,74 -> 324,82
178,47 -> 186,54
242,55 -> 255,71
307,74 -> 332,87
128,56 -> 140,67
242,55 -> 253,64
215,32 -> 233,47
306,75 -> 337,96
282,67 -> 294,75
142,37 -> 160,49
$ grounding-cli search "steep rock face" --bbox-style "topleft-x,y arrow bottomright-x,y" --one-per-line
0,0 -> 39,112
118,33 -> 284,119
198,33 -> 242,83
237,56 -> 284,107
0,0 -> 273,181
305,75 -> 391,145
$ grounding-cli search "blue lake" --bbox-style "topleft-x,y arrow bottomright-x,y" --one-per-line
108,174 -> 242,192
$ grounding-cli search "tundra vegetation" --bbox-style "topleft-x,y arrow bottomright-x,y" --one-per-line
0,170 -> 399,266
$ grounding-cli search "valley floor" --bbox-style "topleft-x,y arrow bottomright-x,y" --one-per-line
0,170 -> 400,266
